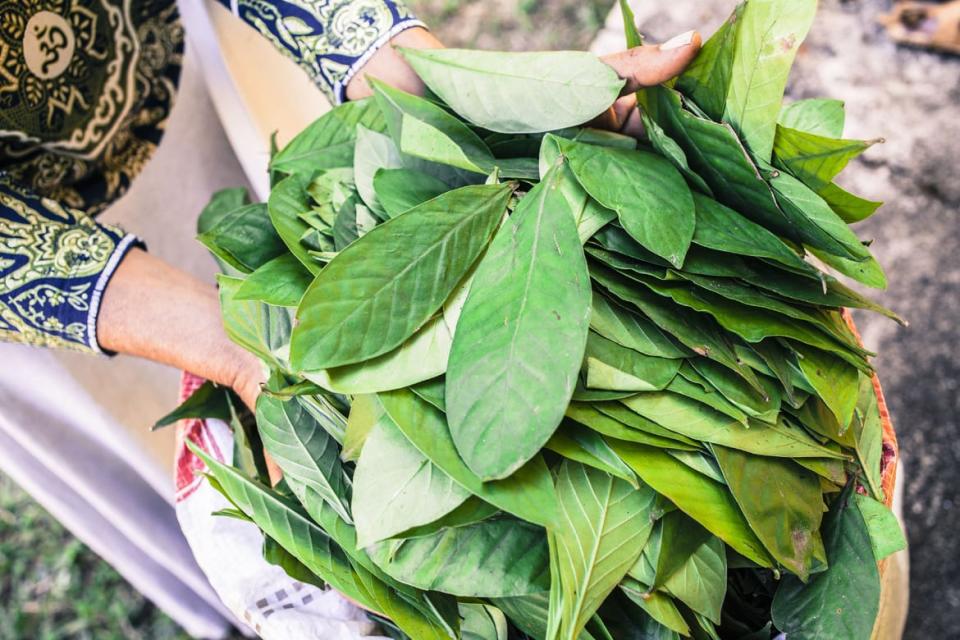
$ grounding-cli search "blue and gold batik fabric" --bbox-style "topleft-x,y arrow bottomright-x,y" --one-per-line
0,0 -> 421,353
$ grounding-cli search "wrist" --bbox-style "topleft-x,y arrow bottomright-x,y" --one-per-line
345,26 -> 443,101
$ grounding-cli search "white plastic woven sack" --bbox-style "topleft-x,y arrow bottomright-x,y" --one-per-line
174,373 -> 389,640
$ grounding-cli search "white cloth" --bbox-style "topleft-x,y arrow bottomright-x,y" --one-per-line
0,43 -> 251,639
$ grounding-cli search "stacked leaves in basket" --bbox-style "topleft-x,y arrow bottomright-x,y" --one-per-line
187,1 -> 908,638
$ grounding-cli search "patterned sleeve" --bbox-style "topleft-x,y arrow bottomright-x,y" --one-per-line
0,174 -> 141,354
214,0 -> 425,104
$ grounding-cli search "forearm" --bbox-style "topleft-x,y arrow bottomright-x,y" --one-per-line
344,26 -> 443,101
97,249 -> 263,406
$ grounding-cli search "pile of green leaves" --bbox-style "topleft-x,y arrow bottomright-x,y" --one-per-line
185,1 -> 908,638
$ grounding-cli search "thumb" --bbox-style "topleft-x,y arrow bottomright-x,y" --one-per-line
600,30 -> 702,95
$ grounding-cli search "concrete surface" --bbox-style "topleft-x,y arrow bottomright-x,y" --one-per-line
593,1 -> 958,637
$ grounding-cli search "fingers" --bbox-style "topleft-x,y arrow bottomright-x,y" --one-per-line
601,30 -> 702,95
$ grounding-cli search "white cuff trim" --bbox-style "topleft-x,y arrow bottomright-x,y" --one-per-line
87,233 -> 139,354
336,19 -> 427,104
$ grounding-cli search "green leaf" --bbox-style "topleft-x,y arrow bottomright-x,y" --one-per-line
545,423 -> 639,488
268,174 -> 323,274
197,187 -> 250,234
368,515 -> 550,597
658,523 -> 727,624
722,0 -> 817,161
270,98 -> 385,176
590,292 -> 689,359
688,358 -> 781,423
808,245 -> 888,289
372,79 -> 495,174
198,203 -> 286,273
618,0 -> 643,48
561,139 -> 695,267
379,389 -> 559,528
374,168 -> 449,218
584,332 -> 681,392
446,166 -> 591,480
153,380 -> 231,430
550,462 -> 658,640
291,183 -> 511,370
262,535 -> 325,589
853,493 -> 906,562
771,487 -> 881,640
773,126 -> 877,192
353,417 -> 469,548
342,393 -> 381,462
217,275 -> 292,370
853,375 -> 885,501
794,343 -> 860,428
235,254 -> 312,307
567,402 -> 700,450
676,3 -> 743,121
611,441 -> 774,567
255,394 -> 352,523
691,193 -> 810,273
620,393 -> 840,459
591,264 -> 762,392
194,446 -> 453,640
778,99 -> 846,138
400,48 -> 624,134
819,181 -> 883,224
619,582 -> 690,636
354,125 -> 403,215
305,313 -> 453,394
713,447 -> 825,579
461,603 -> 509,640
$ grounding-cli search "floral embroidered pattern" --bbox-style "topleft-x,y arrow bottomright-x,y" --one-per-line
0,174 -> 138,352
217,0 -> 424,104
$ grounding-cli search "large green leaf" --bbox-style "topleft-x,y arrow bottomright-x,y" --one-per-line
235,254 -> 312,307
268,174 -> 323,274
256,394 -> 352,523
291,183 -> 511,370
773,126 -> 877,191
591,264 -> 761,392
656,516 -> 727,624
198,203 -> 286,273
369,516 -> 549,597
197,187 -> 249,234
620,393 -> 840,458
676,3 -> 743,121
771,487 -> 881,639
852,375 -> 885,501
545,423 -> 639,488
714,447 -> 825,579
690,193 -> 809,273
549,462 -> 657,640
305,314 -> 452,394
217,275 -> 292,370
590,292 -> 689,359
400,48 -> 624,134
794,343 -> 860,428
353,417 -> 470,548
372,79 -> 495,174
379,389 -> 559,528
561,139 -> 695,267
854,493 -> 907,562
722,0 -> 817,161
374,167 -> 449,218
566,402 -> 700,450
354,125 -> 403,215
611,441 -> 774,567
446,165 -> 591,480
584,332 -> 681,392
270,99 -> 385,176
538,136 -> 617,243
778,98 -> 846,138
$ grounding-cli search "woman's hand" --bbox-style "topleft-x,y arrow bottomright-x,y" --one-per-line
597,30 -> 702,136
98,249 -> 266,412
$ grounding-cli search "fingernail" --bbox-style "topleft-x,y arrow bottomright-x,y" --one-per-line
660,30 -> 695,51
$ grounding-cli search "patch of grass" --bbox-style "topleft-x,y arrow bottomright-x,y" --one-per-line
0,473 -> 195,640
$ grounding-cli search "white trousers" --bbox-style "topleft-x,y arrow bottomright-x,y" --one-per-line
0,46 -> 252,639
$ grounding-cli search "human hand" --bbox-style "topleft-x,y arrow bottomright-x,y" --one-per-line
596,30 -> 702,136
